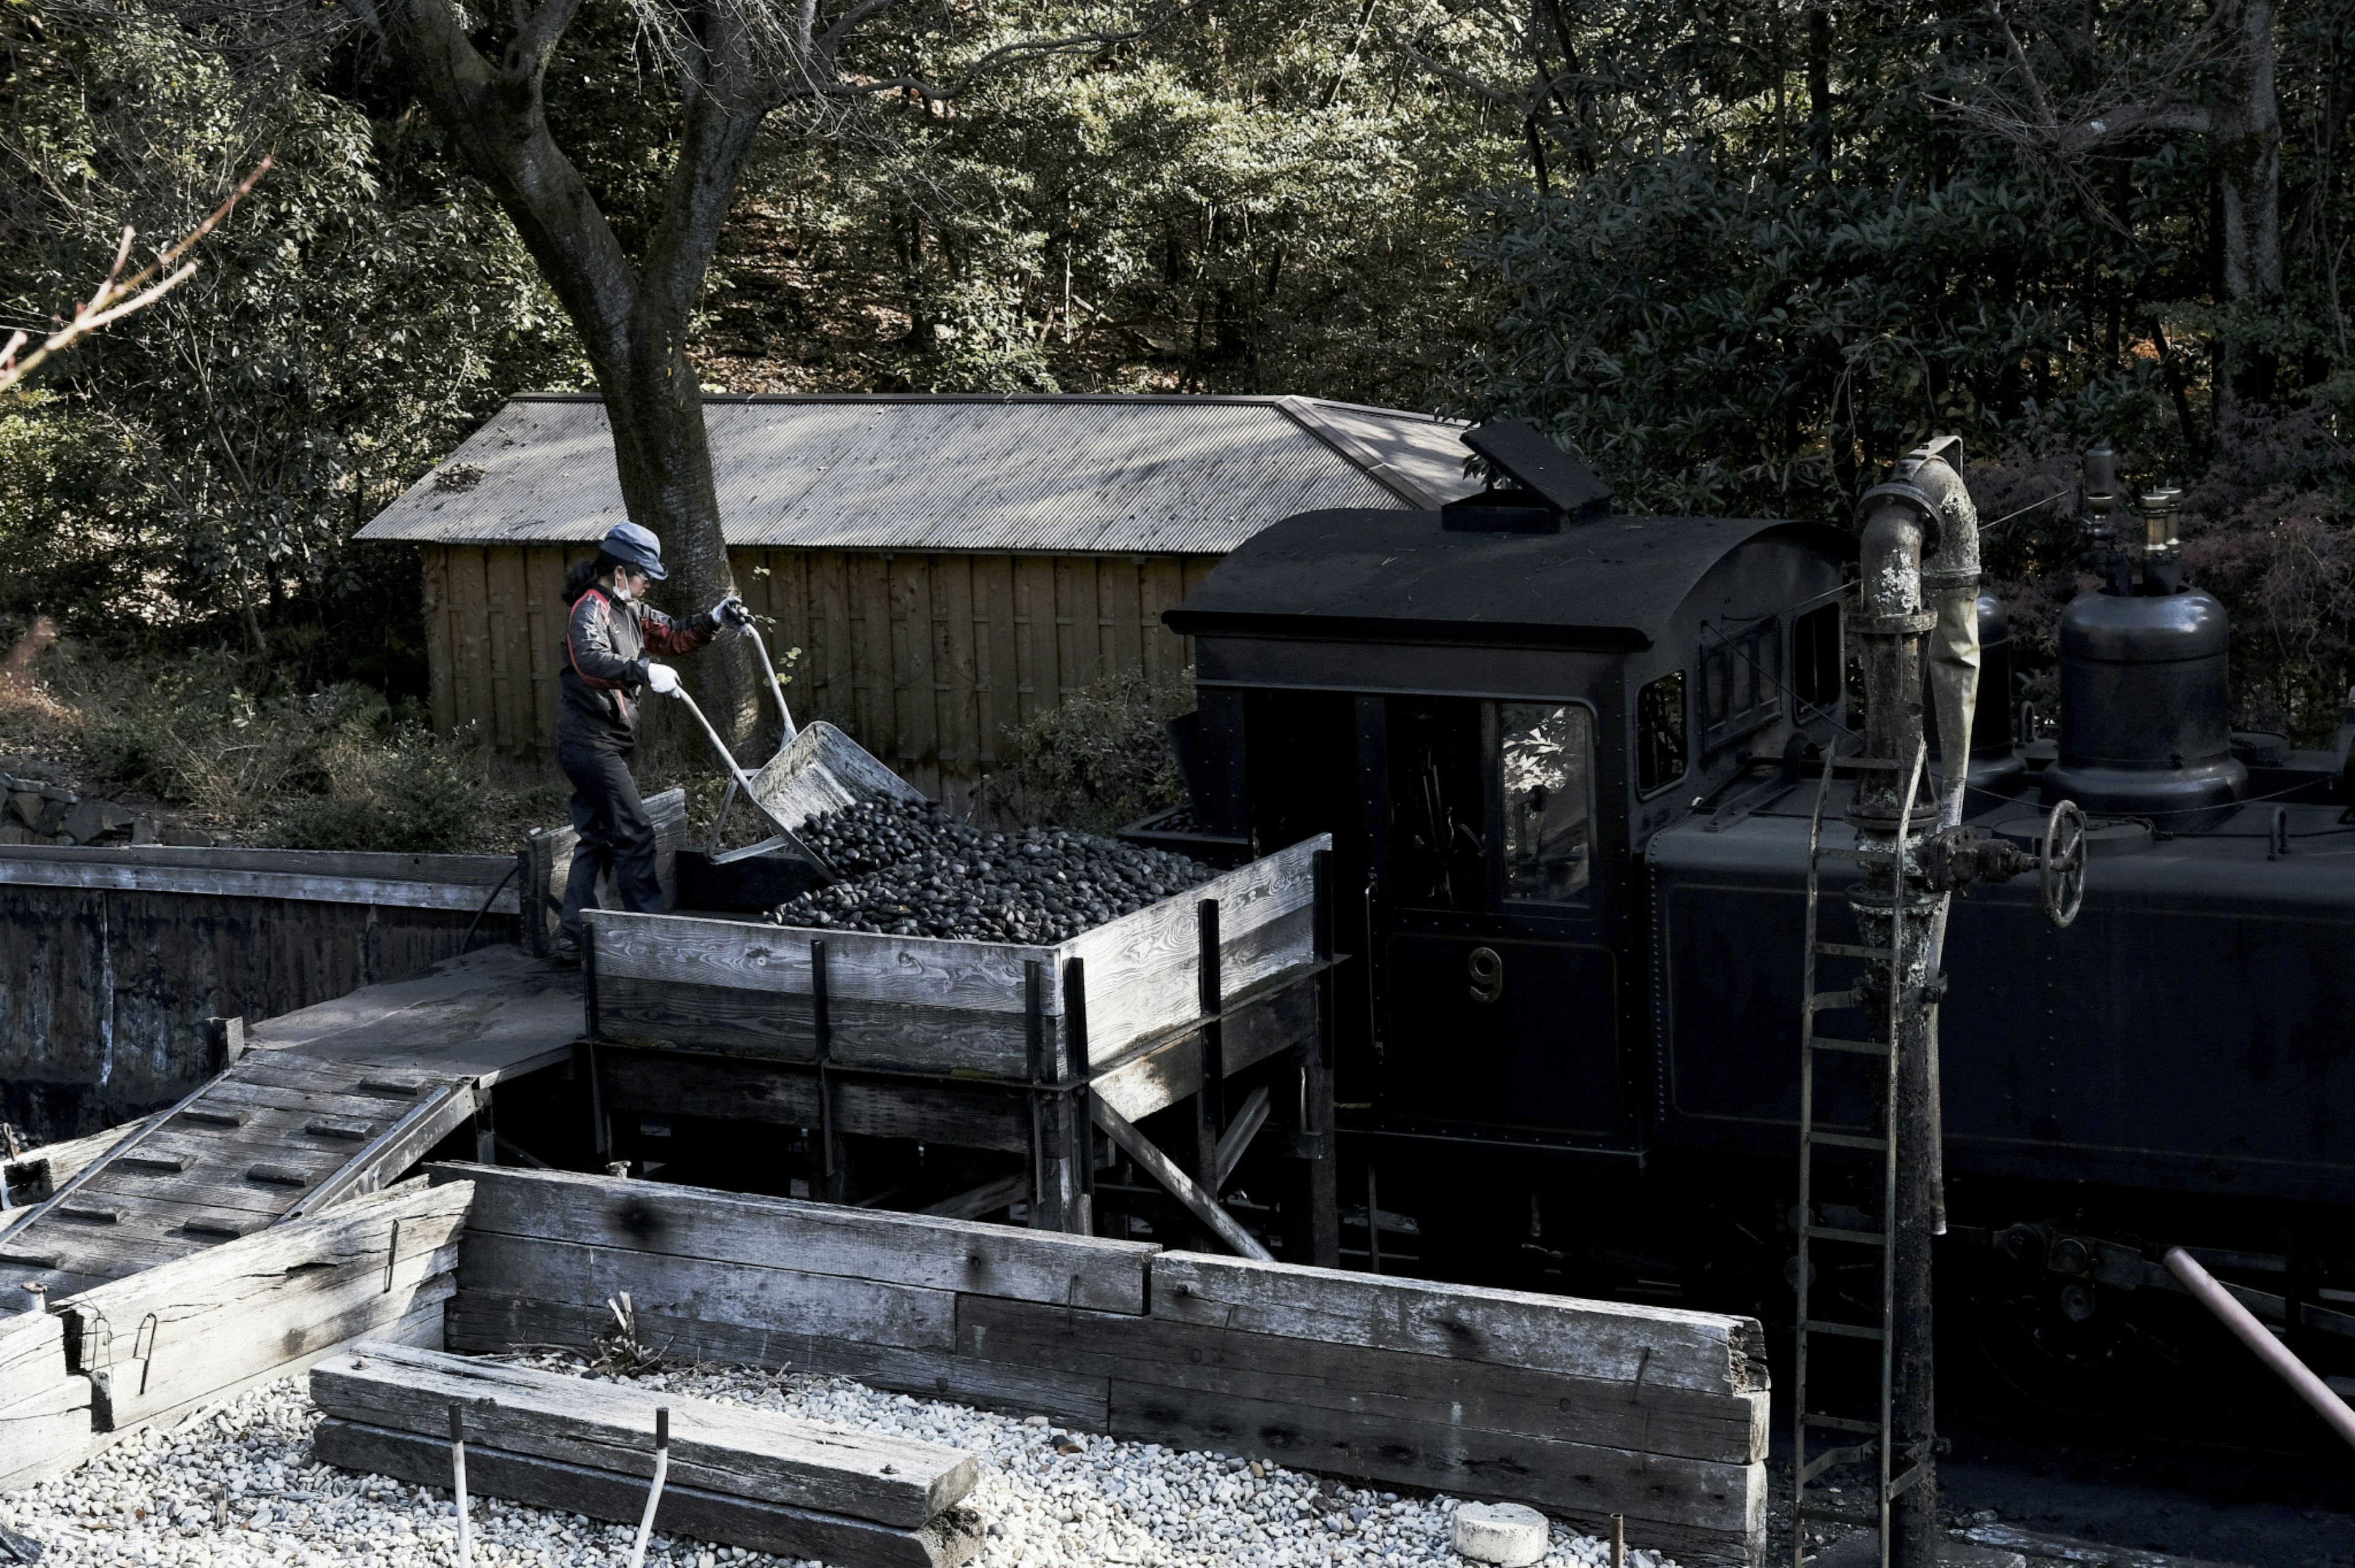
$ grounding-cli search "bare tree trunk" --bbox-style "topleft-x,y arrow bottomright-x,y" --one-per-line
2214,0 -> 2284,410
369,0 -> 768,749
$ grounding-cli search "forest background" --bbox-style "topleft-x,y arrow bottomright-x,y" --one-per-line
1,0 -> 2352,848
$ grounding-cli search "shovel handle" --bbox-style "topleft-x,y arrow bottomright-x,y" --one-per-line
666,685 -> 837,882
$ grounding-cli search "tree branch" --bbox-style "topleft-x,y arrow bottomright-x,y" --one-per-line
510,0 -> 589,75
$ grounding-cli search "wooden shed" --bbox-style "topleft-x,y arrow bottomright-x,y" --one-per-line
359,393 -> 1476,801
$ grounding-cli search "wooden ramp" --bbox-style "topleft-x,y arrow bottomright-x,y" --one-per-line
0,947 -> 578,1300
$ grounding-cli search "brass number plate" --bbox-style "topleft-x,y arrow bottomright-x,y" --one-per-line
1467,946 -> 1504,1004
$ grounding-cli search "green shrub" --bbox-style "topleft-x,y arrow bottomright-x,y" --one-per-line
998,667 -> 1195,833
266,723 -> 485,853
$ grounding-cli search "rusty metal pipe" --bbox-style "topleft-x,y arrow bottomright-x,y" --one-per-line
2164,1246 -> 2355,1451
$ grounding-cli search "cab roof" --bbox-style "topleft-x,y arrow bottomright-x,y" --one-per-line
1163,509 -> 1855,653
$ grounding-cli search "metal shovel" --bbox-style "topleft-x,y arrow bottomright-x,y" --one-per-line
664,612 -> 923,878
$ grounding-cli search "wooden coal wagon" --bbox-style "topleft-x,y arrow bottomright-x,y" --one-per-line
577,835 -> 1339,1263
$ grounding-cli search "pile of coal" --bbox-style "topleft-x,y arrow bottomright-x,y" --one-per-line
769,797 -> 1217,942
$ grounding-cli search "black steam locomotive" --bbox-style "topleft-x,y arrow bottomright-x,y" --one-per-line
1153,427 -> 2355,1421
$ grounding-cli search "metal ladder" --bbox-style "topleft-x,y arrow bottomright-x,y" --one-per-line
1790,746 -> 1928,1568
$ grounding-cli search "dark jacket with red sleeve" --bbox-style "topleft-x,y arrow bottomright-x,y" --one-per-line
558,588 -> 719,751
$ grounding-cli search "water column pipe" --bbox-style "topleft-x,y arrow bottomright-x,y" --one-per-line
1849,437 -> 1981,1568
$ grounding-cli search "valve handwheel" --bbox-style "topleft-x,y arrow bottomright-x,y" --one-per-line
2042,800 -> 2087,928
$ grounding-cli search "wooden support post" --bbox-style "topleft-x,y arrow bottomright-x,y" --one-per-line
205,1016 -> 247,1076
473,1092 -> 498,1166
1304,849 -> 1341,1266
1193,900 -> 1224,1190
813,940 -> 846,1204
583,1041 -> 611,1165
1024,959 -> 1048,1230
582,921 -> 602,1041
1061,957 -> 1094,1237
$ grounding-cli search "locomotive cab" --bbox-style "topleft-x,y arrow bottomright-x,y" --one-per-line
1166,432 -> 1852,1160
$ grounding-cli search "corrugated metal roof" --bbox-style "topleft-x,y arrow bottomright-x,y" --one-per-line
359,394 -> 1479,554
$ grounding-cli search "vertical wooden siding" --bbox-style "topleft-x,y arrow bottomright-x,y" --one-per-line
422,546 -> 1214,804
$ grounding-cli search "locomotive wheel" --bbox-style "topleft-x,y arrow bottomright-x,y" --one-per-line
2042,800 -> 2086,927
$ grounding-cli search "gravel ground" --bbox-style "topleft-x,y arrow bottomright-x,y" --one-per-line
0,1355 -> 1680,1568
770,799 -> 1218,943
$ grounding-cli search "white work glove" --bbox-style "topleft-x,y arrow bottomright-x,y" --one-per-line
645,662 -> 682,697
711,594 -> 752,632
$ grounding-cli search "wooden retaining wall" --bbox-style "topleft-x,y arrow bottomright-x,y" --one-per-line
435,1163 -> 1769,1567
0,847 -> 523,1144
0,1177 -> 468,1491
421,543 -> 1214,805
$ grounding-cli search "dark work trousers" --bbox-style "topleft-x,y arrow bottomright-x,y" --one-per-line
556,741 -> 663,947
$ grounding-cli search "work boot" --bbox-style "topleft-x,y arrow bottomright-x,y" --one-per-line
551,931 -> 583,968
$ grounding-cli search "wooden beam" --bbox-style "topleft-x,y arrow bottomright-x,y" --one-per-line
313,1342 -> 976,1526
1089,1098 -> 1271,1263
310,1420 -> 982,1568
434,1163 -> 1156,1312
1210,1085 -> 1271,1191
0,849 -> 521,914
60,1177 -> 472,1431
922,1174 -> 1028,1222
1147,1253 -> 1767,1395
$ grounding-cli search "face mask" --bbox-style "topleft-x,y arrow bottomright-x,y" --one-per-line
609,575 -> 634,604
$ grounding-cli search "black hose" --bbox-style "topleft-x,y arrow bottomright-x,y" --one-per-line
459,859 -> 523,954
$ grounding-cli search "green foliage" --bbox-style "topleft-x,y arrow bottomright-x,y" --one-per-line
266,723 -> 486,854
1455,0 -> 2349,516
710,0 -> 1517,408
999,666 -> 1196,833
0,0 -> 581,670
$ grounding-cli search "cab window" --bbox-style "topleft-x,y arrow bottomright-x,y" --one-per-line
1637,671 -> 1688,795
1499,702 -> 1595,902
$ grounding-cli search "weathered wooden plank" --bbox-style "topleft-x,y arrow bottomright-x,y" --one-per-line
1111,1380 -> 1764,1551
1,1117 -> 153,1220
1138,556 -> 1190,679
884,556 -> 934,792
811,549 -> 855,730
588,911 -> 1057,1015
289,1082 -> 480,1218
61,1178 -> 473,1430
974,556 -> 1019,774
435,1163 -> 1154,1312
1013,556 -> 1055,729
1059,839 -> 1323,1062
592,975 -> 1049,1080
1147,1253 -> 1768,1396
592,1054 -> 1032,1153
934,554 -> 980,795
45,1168 -> 302,1220
955,1296 -> 1768,1465
312,1419 -> 982,1568
423,546 -> 459,741
849,553 -> 896,761
0,857 -> 522,914
0,1304 -> 65,1412
523,545 -> 566,753
1089,967 -> 1319,1123
0,1291 -> 445,1496
1055,556 -> 1102,694
458,1232 -> 958,1353
444,1294 -> 1111,1432
486,545 -> 531,754
0,1371 -> 95,1491
1101,558 -> 1144,687
448,548 -> 493,748
89,1269 -> 458,1431
314,1342 -> 976,1525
